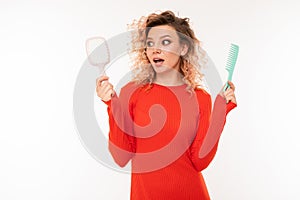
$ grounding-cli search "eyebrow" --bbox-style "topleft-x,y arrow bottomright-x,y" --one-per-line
146,35 -> 172,40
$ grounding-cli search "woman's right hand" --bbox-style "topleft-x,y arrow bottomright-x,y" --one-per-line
96,76 -> 115,102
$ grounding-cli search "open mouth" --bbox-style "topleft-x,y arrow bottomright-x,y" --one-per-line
153,58 -> 165,65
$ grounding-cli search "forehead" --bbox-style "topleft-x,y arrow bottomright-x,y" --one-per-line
147,25 -> 178,38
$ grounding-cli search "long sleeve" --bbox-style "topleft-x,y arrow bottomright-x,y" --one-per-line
189,89 -> 237,172
107,84 -> 234,199
103,83 -> 137,167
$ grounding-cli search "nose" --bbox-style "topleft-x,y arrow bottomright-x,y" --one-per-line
152,46 -> 161,54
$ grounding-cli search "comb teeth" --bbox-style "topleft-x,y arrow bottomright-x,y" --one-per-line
225,43 -> 239,81
223,43 -> 239,91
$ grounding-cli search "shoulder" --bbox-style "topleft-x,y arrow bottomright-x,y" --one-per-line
194,87 -> 212,110
120,81 -> 145,94
121,81 -> 138,90
194,87 -> 211,102
119,81 -> 146,104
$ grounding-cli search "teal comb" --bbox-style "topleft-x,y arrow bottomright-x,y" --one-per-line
224,43 -> 239,91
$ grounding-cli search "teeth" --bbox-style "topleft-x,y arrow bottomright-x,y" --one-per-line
153,58 -> 164,63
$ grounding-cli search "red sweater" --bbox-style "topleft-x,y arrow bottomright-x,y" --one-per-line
104,82 -> 236,200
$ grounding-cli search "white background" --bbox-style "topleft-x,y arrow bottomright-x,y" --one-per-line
1,0 -> 300,199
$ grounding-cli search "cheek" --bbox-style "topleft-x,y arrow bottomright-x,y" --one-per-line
163,45 -> 181,55
164,49 -> 181,60
145,50 -> 152,60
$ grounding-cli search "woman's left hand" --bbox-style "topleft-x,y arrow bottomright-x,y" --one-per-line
220,81 -> 237,105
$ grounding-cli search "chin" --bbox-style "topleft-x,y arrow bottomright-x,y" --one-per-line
152,66 -> 171,74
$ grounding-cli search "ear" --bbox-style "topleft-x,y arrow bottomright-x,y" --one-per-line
180,43 -> 189,56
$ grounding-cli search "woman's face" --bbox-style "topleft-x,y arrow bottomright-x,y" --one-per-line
145,25 -> 187,74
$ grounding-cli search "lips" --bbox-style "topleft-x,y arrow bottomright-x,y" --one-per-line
153,58 -> 165,66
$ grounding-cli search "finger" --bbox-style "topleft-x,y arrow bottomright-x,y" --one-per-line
225,94 -> 236,103
102,89 -> 115,101
97,81 -> 114,94
97,83 -> 112,97
96,75 -> 109,84
224,89 -> 234,97
110,89 -> 115,97
227,97 -> 237,104
97,81 -> 111,93
225,93 -> 235,99
227,81 -> 235,91
223,89 -> 231,98
96,75 -> 109,86
97,88 -> 112,100
226,93 -> 237,104
96,87 -> 106,98
101,80 -> 114,88
103,84 -> 113,95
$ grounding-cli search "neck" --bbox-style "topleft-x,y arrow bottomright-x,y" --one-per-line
154,69 -> 184,86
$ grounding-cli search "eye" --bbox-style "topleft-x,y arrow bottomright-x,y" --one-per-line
146,41 -> 154,47
162,39 -> 171,46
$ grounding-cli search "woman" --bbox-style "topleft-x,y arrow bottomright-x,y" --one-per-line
96,10 -> 237,200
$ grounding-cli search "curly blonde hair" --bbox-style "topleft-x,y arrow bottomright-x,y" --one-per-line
128,10 -> 208,90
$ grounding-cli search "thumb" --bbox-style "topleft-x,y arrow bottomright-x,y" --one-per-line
96,75 -> 109,86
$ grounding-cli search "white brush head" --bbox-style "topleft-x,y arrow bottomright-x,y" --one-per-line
86,37 -> 110,75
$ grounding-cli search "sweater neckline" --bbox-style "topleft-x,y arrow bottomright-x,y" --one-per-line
152,82 -> 187,88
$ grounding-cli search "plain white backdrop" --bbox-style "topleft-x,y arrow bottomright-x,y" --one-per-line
1,0 -> 300,199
